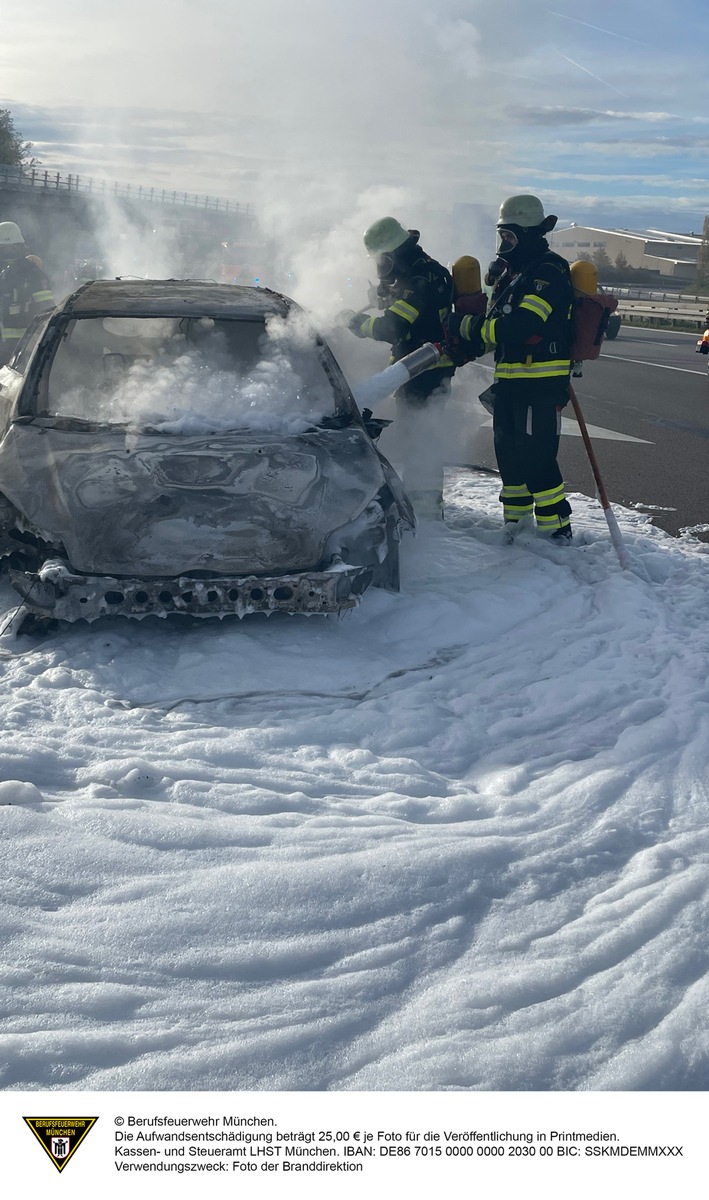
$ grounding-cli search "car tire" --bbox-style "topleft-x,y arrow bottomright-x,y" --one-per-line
17,612 -> 59,637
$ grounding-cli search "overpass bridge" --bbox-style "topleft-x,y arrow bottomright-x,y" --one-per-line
0,164 -> 263,284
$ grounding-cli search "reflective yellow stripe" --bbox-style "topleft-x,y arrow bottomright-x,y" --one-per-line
534,479 -> 569,529
8,304 -> 21,315
389,299 -> 419,324
481,316 -> 497,345
503,503 -> 533,520
33,289 -> 54,303
501,483 -> 533,520
501,483 -> 533,499
534,483 -> 566,506
362,315 -> 377,336
2,328 -> 24,338
494,359 -> 571,379
519,294 -> 553,321
536,512 -> 570,528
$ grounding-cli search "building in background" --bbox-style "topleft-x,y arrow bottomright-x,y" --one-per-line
548,225 -> 702,282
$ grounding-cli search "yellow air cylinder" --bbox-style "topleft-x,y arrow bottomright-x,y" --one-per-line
452,255 -> 482,297
570,259 -> 598,295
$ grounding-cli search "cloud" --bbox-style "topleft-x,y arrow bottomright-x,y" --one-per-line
2,0 -> 709,250
506,106 -> 676,126
431,17 -> 482,79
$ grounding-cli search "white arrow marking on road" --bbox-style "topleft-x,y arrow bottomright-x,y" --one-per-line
479,417 -> 652,443
560,416 -> 651,442
600,354 -> 706,376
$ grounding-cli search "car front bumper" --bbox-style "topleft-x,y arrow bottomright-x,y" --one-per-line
10,559 -> 372,622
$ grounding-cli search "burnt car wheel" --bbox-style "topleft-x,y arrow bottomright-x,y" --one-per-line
16,612 -> 60,637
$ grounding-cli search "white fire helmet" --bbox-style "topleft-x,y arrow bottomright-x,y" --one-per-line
0,221 -> 25,246
497,195 -> 547,230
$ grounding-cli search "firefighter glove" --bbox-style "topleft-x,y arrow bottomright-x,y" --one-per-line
452,312 -> 485,359
347,310 -> 372,337
485,257 -> 506,287
443,312 -> 476,366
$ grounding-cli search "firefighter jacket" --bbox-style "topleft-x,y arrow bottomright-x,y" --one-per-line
0,257 -> 55,364
351,248 -> 455,374
459,246 -> 573,387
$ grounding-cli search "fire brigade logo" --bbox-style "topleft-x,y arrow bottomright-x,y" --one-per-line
534,279 -> 549,292
23,1116 -> 98,1172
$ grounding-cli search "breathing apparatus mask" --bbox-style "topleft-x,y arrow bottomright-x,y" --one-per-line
376,241 -> 415,283
496,226 -> 520,257
496,210 -> 557,269
375,252 -> 397,282
495,223 -> 543,269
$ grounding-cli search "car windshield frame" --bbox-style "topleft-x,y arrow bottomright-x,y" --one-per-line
23,309 -> 356,433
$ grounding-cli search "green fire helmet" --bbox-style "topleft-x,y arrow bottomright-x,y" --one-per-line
363,217 -> 411,256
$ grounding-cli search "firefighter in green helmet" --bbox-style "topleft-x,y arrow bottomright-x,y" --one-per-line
345,217 -> 455,519
448,194 -> 575,541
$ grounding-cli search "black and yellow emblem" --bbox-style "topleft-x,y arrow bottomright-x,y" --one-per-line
23,1116 -> 98,1172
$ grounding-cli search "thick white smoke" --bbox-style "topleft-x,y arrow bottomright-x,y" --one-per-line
55,311 -> 335,436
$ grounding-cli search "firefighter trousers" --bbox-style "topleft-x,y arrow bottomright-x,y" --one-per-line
492,383 -> 572,530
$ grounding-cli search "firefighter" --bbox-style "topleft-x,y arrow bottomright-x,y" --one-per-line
449,194 -> 574,541
345,217 -> 455,517
0,221 -> 55,366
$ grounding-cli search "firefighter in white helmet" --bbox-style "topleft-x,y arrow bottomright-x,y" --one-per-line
449,194 -> 575,541
0,221 -> 55,366
344,217 -> 455,518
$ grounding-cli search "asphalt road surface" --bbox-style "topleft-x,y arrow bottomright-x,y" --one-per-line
467,326 -> 709,541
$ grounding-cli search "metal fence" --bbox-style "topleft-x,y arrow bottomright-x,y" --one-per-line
0,163 -> 251,215
605,284 -> 706,304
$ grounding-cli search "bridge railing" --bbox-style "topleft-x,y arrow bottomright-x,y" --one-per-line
0,163 -> 250,214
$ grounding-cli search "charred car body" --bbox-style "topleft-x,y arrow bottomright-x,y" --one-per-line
0,280 -> 414,625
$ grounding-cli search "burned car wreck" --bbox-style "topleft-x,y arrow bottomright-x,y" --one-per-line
0,280 -> 415,625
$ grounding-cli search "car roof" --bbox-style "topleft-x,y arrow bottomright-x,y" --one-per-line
60,279 -> 291,320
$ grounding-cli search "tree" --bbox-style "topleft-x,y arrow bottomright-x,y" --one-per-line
614,251 -> 629,271
0,108 -> 36,168
591,246 -> 612,270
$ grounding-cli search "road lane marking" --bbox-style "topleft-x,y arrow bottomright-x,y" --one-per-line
480,417 -> 652,443
560,417 -> 651,442
600,354 -> 706,375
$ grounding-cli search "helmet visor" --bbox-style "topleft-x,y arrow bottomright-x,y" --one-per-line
496,227 -> 519,257
375,253 -> 396,280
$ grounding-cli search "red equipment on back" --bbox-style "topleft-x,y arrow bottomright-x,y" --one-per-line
569,260 -> 619,362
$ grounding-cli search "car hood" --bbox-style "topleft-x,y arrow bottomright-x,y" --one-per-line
0,423 -> 396,576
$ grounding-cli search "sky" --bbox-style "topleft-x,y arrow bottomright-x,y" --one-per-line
2,455 -> 709,1093
2,0 -> 709,256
